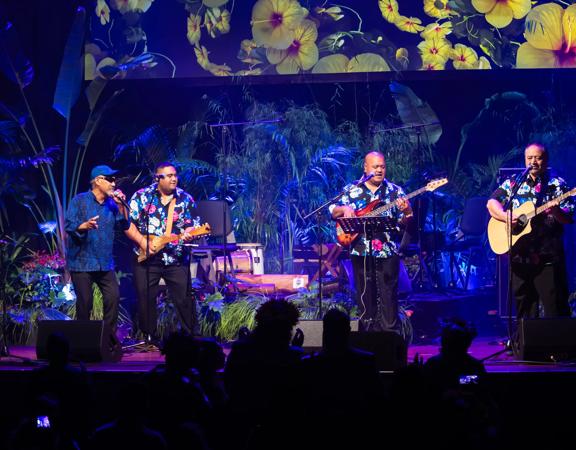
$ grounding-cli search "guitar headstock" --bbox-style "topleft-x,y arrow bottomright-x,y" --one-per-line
425,178 -> 448,192
191,223 -> 211,237
183,223 -> 212,240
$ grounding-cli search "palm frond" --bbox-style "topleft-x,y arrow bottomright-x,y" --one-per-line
114,125 -> 174,170
389,81 -> 442,147
0,20 -> 34,88
52,7 -> 86,120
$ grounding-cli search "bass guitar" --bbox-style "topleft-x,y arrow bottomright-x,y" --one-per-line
138,223 -> 211,262
335,178 -> 448,248
487,188 -> 576,254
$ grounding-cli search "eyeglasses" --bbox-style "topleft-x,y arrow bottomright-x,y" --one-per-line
98,176 -> 116,183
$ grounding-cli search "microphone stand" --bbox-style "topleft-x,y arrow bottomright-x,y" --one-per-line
303,179 -> 369,317
208,118 -> 282,289
502,165 -> 532,354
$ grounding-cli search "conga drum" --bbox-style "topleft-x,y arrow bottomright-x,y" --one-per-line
214,250 -> 253,274
236,243 -> 265,275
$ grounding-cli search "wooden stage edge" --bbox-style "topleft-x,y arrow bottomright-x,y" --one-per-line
1,335 -> 575,374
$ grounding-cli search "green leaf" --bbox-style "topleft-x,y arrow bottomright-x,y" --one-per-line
52,7 -> 87,119
85,77 -> 108,112
389,81 -> 442,147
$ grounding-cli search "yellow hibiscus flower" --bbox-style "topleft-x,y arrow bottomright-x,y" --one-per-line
208,62 -> 232,76
206,8 -> 231,38
476,56 -> 492,69
187,14 -> 201,45
379,0 -> 400,23
418,37 -> 452,65
251,0 -> 306,50
517,3 -> 576,68
421,60 -> 445,70
451,43 -> 478,69
471,0 -> 531,29
312,53 -> 390,73
420,22 -> 452,40
423,0 -> 455,19
194,45 -> 211,69
395,16 -> 425,33
95,1 -> 110,26
266,19 -> 318,74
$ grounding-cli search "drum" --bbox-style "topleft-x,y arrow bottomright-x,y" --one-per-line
214,250 -> 253,274
236,243 -> 265,275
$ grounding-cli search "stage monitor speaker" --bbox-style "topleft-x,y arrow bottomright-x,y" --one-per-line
517,318 -> 576,361
36,320 -> 121,363
298,319 -> 359,350
349,331 -> 407,371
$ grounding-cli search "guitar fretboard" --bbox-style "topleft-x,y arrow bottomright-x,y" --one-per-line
531,188 -> 576,219
364,186 -> 428,218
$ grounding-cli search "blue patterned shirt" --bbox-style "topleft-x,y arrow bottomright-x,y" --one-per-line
330,180 -> 408,258
129,184 -> 199,265
65,191 -> 130,272
491,172 -> 574,261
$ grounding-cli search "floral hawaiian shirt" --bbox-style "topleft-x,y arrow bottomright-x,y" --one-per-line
329,179 -> 408,258
129,184 -> 200,265
491,172 -> 574,262
65,191 -> 130,272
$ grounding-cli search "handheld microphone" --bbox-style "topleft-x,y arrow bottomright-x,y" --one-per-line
355,172 -> 375,185
112,190 -> 130,209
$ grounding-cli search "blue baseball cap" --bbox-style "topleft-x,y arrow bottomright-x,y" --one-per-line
90,165 -> 118,180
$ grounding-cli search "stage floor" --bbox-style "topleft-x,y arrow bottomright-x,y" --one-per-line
2,335 -> 575,374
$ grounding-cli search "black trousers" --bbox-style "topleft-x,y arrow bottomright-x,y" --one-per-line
70,271 -> 119,332
132,256 -> 197,336
351,254 -> 400,332
512,261 -> 571,319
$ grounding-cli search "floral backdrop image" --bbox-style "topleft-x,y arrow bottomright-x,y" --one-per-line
86,0 -> 576,80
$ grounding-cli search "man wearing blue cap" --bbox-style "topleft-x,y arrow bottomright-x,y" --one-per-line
65,165 -> 130,347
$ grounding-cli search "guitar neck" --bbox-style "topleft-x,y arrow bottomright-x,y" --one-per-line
365,186 -> 427,217
532,189 -> 575,218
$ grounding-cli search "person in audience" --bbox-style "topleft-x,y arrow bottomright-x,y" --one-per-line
144,331 -> 212,450
299,308 -> 384,448
224,299 -> 303,450
88,382 -> 167,450
29,332 -> 94,446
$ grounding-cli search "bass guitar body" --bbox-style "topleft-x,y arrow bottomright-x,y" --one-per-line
335,200 -> 382,247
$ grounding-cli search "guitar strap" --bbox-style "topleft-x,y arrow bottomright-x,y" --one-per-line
164,198 -> 176,236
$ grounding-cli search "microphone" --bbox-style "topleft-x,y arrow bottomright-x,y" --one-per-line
112,190 -> 130,209
517,164 -> 536,181
355,172 -> 375,186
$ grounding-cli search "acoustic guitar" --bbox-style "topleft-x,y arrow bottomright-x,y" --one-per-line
487,188 -> 576,254
335,178 -> 448,248
137,223 -> 211,262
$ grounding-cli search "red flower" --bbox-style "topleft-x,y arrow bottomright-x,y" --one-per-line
372,239 -> 383,251
535,183 -> 541,193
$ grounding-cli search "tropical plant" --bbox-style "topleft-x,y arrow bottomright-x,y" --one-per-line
0,8 -> 129,258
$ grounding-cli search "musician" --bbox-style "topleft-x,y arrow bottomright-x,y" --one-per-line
330,152 -> 413,332
64,165 -> 129,339
124,162 -> 200,344
487,143 -> 574,319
